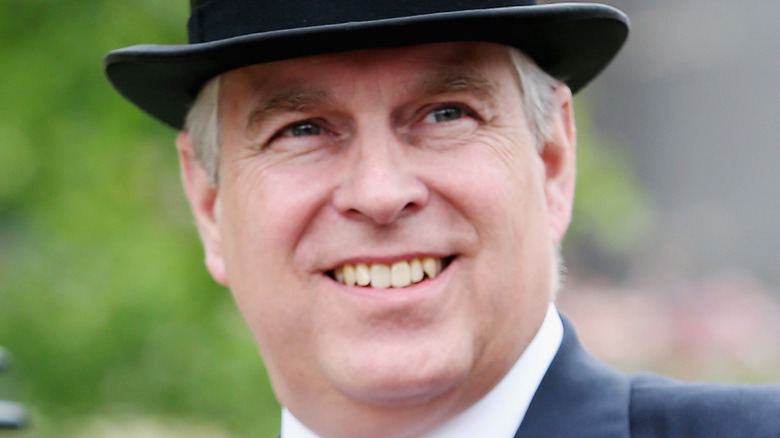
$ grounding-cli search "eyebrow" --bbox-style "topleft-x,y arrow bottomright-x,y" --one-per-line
412,68 -> 500,101
244,67 -> 500,130
246,87 -> 330,131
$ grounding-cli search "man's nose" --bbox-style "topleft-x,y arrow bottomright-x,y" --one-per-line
331,130 -> 429,225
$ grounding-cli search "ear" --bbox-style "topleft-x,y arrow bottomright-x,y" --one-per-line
176,131 -> 229,286
541,85 -> 577,245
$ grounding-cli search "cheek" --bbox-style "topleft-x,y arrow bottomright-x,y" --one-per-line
215,158 -> 337,315
215,179 -> 335,401
427,137 -> 552,292
430,137 -> 544,235
217,180 -> 322,360
221,161 -> 332,254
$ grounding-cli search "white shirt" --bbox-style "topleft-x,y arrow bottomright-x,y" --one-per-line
282,303 -> 564,438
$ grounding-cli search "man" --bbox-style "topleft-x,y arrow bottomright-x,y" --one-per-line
104,1 -> 780,437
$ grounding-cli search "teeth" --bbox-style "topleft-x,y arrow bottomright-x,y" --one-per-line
355,263 -> 370,287
422,257 -> 442,280
332,257 -> 444,289
334,267 -> 345,283
391,261 -> 411,288
370,264 -> 391,288
344,264 -> 356,286
410,259 -> 424,283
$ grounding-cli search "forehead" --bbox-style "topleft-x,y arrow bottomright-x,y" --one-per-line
219,42 -> 517,100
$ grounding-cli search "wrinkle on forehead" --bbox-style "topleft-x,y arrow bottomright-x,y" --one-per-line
223,42 -> 513,131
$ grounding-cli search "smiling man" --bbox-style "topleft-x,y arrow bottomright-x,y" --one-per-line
180,42 -> 574,437
105,1 -> 780,437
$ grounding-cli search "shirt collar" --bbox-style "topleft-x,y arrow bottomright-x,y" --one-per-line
282,303 -> 563,438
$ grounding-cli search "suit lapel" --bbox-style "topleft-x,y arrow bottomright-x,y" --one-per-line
515,316 -> 631,438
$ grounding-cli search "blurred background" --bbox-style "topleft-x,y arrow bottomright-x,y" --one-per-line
1,0 -> 778,436
558,0 -> 780,383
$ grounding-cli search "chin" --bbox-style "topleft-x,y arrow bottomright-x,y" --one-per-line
339,371 -> 466,409
324,338 -> 477,408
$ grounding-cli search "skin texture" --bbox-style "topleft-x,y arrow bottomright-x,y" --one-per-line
177,42 -> 577,438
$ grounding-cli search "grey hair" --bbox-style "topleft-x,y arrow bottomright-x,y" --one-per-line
184,47 -> 562,186
508,48 -> 562,148
185,76 -> 221,185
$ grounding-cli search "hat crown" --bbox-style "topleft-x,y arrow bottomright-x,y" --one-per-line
188,0 -> 537,44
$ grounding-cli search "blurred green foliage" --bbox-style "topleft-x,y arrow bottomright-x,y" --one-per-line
1,1 -> 279,437
567,99 -> 655,270
0,1 -> 652,437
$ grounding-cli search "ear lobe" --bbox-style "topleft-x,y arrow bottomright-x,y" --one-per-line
177,131 -> 229,285
541,85 -> 577,245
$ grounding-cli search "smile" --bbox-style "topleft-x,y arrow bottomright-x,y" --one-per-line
329,257 -> 453,289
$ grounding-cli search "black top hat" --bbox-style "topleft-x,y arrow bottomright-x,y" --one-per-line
104,0 -> 629,129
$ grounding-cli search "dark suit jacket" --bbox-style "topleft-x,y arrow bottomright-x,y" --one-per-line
515,316 -> 780,437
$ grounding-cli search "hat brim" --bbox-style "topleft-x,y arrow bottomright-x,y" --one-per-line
104,3 -> 629,129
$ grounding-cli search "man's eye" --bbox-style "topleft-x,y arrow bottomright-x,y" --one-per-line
282,121 -> 322,137
424,107 -> 463,124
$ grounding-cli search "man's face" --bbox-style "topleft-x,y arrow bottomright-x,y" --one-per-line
178,42 -> 576,434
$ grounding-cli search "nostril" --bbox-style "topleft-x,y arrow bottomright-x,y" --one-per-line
341,197 -> 422,225
331,150 -> 429,224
